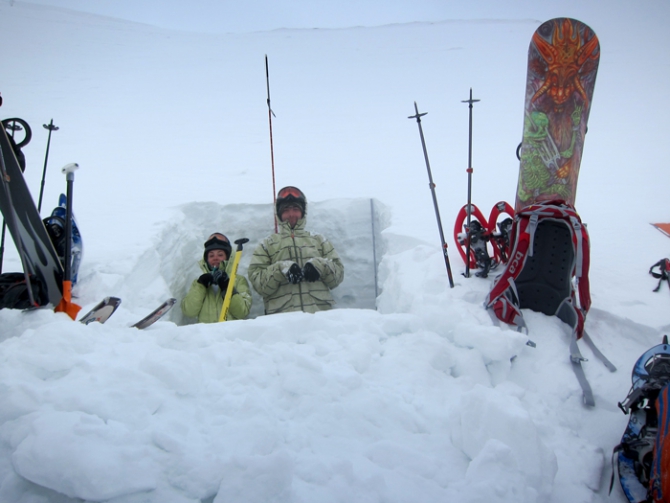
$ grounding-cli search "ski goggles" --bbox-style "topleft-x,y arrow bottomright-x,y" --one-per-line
205,235 -> 229,246
277,186 -> 304,200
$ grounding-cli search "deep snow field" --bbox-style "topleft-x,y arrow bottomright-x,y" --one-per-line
1,1 -> 670,502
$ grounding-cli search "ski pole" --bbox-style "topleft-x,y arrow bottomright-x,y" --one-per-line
265,55 -> 278,233
37,119 -> 59,214
54,163 -> 82,320
408,102 -> 455,288
218,238 -> 250,322
461,89 -> 480,278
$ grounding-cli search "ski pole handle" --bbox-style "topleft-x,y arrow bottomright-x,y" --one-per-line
62,162 -> 79,181
218,238 -> 249,322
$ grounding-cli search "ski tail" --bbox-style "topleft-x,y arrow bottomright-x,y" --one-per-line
132,298 -> 176,329
78,297 -> 121,325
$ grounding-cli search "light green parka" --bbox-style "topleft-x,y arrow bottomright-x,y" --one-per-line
248,215 -> 344,314
181,258 -> 252,323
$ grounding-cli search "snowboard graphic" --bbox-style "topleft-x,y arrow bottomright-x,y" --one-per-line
616,337 -> 670,502
515,18 -> 600,211
0,120 -> 63,306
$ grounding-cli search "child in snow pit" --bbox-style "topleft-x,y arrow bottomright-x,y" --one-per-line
181,233 -> 252,322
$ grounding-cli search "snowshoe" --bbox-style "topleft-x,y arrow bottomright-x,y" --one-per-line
615,336 -> 670,502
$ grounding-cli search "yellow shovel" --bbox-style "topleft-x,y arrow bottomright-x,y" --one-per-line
218,238 -> 249,322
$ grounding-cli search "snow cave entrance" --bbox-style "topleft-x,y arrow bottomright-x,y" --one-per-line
153,198 -> 388,323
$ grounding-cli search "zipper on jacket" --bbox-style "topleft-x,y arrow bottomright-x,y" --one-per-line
290,232 -> 305,312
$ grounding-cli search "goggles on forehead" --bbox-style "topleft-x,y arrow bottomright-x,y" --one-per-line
277,186 -> 304,200
204,235 -> 230,248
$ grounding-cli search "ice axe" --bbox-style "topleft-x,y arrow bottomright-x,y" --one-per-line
54,162 -> 82,320
218,238 -> 249,322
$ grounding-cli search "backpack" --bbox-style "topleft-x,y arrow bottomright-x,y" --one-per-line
485,199 -> 615,405
0,272 -> 47,310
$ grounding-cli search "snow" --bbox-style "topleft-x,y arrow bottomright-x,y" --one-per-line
1,1 -> 669,501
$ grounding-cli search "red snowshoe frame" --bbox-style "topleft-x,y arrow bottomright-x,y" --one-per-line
453,201 -> 514,276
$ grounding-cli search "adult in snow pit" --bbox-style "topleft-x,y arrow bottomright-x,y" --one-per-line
181,233 -> 252,322
248,186 -> 344,314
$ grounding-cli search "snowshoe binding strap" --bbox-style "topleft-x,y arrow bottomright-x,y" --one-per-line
650,258 -> 670,292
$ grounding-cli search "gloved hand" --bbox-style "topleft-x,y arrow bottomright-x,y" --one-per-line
302,262 -> 320,282
197,273 -> 213,287
286,262 -> 303,284
211,269 -> 230,291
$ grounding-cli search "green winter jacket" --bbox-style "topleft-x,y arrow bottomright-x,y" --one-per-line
181,258 -> 252,323
248,216 -> 344,314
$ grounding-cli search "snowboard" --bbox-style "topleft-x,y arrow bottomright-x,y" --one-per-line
0,120 -> 63,306
79,296 -> 121,325
131,298 -> 176,329
616,336 -> 670,502
515,18 -> 600,212
43,193 -> 83,284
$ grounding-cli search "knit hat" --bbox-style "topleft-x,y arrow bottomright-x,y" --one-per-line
203,234 -> 232,263
276,186 -> 307,221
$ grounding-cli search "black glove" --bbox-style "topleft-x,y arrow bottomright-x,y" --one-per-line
197,273 -> 213,287
302,262 -> 320,282
212,269 -> 230,291
286,262 -> 303,284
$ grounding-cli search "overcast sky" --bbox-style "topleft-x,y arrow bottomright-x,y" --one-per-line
18,0 -> 654,34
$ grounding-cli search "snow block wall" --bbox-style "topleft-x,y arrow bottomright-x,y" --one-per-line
123,198 -> 389,323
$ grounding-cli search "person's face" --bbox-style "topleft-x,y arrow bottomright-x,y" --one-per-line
281,205 -> 303,228
207,249 -> 228,268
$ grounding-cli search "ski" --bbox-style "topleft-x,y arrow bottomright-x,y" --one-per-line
78,296 -> 121,325
131,298 -> 176,329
